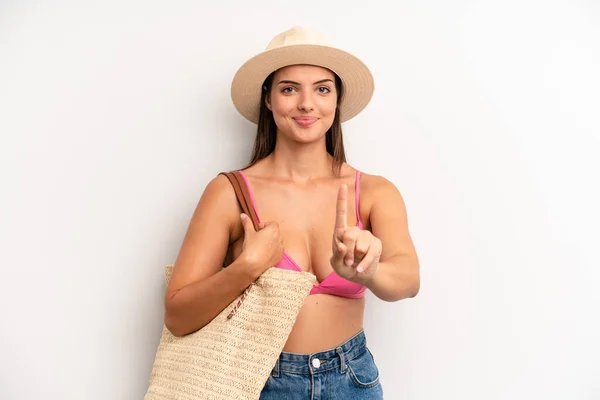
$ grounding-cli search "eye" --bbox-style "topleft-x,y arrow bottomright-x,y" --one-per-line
318,86 -> 331,94
281,86 -> 296,94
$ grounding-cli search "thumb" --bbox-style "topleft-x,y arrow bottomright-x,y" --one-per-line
331,241 -> 347,263
240,213 -> 256,235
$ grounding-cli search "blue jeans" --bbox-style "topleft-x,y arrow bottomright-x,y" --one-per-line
259,330 -> 383,399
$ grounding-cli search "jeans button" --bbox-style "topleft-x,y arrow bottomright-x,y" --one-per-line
312,358 -> 320,369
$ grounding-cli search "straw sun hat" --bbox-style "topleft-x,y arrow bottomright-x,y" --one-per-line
230,26 -> 375,124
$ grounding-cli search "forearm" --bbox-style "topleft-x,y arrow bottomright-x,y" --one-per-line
164,257 -> 257,337
365,254 -> 420,302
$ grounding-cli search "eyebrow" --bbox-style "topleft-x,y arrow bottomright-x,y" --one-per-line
277,79 -> 334,85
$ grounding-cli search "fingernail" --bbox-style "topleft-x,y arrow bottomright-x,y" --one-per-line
345,259 -> 353,266
240,213 -> 247,220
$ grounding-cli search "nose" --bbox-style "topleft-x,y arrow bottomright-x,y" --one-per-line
297,90 -> 315,112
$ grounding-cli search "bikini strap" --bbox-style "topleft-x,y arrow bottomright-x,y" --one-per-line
355,170 -> 362,227
218,171 -> 261,231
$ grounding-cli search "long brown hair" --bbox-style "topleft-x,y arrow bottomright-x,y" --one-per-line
245,68 -> 346,176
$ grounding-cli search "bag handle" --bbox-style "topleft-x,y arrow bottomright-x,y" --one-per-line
218,171 -> 263,319
219,171 -> 260,232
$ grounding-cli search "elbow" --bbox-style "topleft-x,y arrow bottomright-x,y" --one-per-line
403,263 -> 421,299
408,279 -> 420,298
405,274 -> 420,299
163,297 -> 188,338
164,313 -> 187,338
165,314 -> 207,338
389,276 -> 420,302
405,256 -> 420,299
163,297 -> 208,337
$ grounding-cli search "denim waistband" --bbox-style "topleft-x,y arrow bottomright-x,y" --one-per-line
272,329 -> 368,376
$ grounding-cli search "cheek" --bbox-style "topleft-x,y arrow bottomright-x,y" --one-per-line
317,97 -> 338,116
271,106 -> 292,127
269,95 -> 294,115
320,105 -> 338,124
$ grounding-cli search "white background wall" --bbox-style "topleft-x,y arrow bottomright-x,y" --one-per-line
1,1 -> 599,399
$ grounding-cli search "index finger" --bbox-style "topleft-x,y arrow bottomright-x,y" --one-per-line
335,184 -> 348,236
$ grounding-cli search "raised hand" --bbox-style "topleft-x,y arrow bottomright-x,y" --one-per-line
330,184 -> 382,284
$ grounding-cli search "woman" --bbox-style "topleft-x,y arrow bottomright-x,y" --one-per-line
163,26 -> 420,399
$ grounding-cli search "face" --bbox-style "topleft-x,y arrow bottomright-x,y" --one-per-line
266,65 -> 338,143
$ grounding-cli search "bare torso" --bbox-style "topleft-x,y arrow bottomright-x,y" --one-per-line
224,162 -> 373,353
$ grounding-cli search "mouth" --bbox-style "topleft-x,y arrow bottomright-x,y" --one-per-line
292,117 -> 318,127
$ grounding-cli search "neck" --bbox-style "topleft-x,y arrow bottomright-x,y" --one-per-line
265,135 -> 335,183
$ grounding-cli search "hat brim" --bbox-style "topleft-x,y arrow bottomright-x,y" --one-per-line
231,44 -> 374,124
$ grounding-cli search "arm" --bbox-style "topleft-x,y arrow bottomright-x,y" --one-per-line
330,176 -> 420,302
365,176 -> 420,302
163,175 -> 253,337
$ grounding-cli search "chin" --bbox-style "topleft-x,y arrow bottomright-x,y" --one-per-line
290,127 -> 328,143
285,121 -> 331,141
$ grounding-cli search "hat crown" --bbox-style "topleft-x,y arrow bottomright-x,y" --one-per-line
265,26 -> 331,50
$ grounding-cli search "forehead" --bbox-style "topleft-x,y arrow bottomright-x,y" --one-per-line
273,64 -> 335,81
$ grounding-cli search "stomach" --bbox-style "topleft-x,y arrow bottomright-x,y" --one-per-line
282,294 -> 365,353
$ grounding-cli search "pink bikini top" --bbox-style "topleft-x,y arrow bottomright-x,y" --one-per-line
238,170 -> 367,299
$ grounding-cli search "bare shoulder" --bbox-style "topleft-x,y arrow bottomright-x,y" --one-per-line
356,171 -> 416,264
358,171 -> 405,207
199,173 -> 243,238
204,173 -> 238,206
355,171 -> 409,228
179,172 -> 244,252
358,171 -> 399,193
166,173 -> 243,297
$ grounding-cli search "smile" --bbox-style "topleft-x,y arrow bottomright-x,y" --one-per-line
292,117 -> 318,127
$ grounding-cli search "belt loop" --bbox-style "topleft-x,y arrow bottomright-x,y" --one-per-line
272,356 -> 280,378
335,346 -> 347,374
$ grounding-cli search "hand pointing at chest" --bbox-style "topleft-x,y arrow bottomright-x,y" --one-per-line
330,184 -> 382,284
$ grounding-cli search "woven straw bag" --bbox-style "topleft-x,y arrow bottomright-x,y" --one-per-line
144,171 -> 316,400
